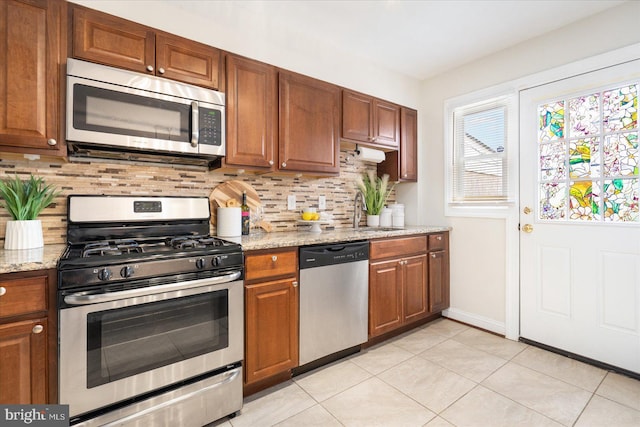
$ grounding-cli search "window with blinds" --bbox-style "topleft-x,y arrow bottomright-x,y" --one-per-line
451,97 -> 511,203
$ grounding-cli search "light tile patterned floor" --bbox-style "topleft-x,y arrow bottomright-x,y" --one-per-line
212,319 -> 640,427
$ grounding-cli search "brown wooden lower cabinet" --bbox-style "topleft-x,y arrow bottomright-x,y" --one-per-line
244,248 -> 298,393
0,318 -> 48,403
0,269 -> 57,404
244,277 -> 298,384
369,233 -> 449,339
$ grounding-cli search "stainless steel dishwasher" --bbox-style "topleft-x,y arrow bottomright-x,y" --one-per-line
298,241 -> 369,366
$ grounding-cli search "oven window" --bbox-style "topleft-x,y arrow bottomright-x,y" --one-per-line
73,84 -> 190,141
86,290 -> 228,388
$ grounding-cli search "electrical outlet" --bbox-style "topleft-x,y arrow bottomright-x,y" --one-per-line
287,194 -> 296,210
318,195 -> 326,210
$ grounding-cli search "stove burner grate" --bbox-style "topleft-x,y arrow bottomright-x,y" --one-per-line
82,240 -> 144,258
167,235 -> 226,250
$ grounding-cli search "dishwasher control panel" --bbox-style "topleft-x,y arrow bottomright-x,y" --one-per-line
299,241 -> 369,269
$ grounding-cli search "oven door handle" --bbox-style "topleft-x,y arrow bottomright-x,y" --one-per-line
63,271 -> 242,306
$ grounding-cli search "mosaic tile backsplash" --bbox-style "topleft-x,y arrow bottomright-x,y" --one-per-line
0,150 -> 395,245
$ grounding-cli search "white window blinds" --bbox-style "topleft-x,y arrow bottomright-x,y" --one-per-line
451,97 -> 512,203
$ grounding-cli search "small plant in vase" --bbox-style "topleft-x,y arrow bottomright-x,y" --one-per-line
354,171 -> 394,227
0,174 -> 59,249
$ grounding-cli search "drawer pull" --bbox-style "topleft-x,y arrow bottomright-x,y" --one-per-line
437,236 -> 442,241
32,324 -> 44,334
272,255 -> 278,262
0,286 -> 5,297
431,253 -> 437,258
292,281 -> 298,287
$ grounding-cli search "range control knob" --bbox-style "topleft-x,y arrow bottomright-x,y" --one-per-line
97,268 -> 112,281
195,258 -> 206,269
120,266 -> 134,278
211,256 -> 221,267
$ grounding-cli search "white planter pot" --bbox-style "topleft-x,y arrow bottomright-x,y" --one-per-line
4,220 -> 44,250
366,215 -> 380,227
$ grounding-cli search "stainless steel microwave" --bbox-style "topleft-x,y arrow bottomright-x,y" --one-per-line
66,58 -> 225,167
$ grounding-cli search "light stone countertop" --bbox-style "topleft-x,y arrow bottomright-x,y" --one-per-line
0,226 -> 450,274
237,226 -> 450,251
0,244 -> 66,274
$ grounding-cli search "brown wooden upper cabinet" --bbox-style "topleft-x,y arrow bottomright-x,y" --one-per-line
378,107 -> 418,182
278,71 -> 340,175
0,0 -> 66,156
71,5 -> 221,89
342,89 -> 400,149
224,54 -> 278,171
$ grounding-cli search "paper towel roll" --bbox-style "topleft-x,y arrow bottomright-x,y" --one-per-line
217,207 -> 241,237
356,146 -> 386,163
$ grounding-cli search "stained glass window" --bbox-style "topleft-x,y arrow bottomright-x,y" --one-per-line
537,83 -> 639,223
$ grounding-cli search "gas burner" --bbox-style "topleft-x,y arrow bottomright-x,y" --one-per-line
82,240 -> 143,258
166,235 -> 224,250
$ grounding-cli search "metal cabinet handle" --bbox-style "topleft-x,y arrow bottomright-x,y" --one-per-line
32,324 -> 44,334
431,253 -> 437,258
146,65 -> 154,72
158,67 -> 165,74
292,281 -> 298,287
281,162 -> 287,168
272,255 -> 277,262
0,286 -> 6,296
269,160 -> 274,166
47,138 -> 57,146
437,236 -> 442,241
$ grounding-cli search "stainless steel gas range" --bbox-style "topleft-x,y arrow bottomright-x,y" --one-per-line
57,196 -> 244,426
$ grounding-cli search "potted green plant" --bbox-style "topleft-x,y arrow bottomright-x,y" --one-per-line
0,174 -> 59,250
354,171 -> 394,227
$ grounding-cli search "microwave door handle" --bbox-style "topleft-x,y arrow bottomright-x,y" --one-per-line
191,101 -> 199,148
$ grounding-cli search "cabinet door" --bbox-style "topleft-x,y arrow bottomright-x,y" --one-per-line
245,278 -> 298,384
373,99 -> 400,148
0,0 -> 63,155
428,250 -> 450,313
403,254 -> 428,323
72,6 -> 155,74
155,33 -> 221,89
369,260 -> 403,337
0,318 -> 47,404
279,71 -> 340,174
342,90 -> 373,143
225,55 -> 277,170
400,107 -> 418,181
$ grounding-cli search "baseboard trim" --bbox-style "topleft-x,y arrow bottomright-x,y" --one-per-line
443,308 -> 506,336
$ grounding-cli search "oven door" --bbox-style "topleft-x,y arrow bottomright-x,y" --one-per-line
59,276 -> 243,418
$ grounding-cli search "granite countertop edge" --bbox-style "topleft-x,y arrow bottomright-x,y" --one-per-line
239,225 -> 451,251
0,227 -> 450,274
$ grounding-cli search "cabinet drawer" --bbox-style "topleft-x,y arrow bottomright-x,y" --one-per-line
428,233 -> 447,251
245,249 -> 298,281
370,236 -> 427,260
0,276 -> 48,320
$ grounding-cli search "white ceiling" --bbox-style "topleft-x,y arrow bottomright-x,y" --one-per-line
175,0 -> 626,80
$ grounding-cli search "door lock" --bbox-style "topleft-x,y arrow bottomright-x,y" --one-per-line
523,206 -> 532,215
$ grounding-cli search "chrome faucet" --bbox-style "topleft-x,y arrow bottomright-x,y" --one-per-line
353,191 -> 363,229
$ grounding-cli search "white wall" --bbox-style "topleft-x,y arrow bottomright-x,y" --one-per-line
419,0 -> 640,334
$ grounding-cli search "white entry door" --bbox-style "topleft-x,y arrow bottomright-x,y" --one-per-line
520,60 -> 640,374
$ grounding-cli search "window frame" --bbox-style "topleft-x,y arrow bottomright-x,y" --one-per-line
444,89 -> 518,218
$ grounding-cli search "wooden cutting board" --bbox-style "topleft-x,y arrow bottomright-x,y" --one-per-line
209,180 -> 262,225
